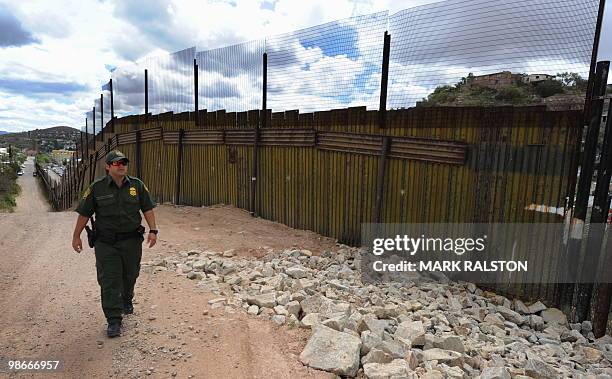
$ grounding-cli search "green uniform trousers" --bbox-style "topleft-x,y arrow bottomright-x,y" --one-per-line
94,236 -> 143,323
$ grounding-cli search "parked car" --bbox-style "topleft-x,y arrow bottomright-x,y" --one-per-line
17,170 -> 24,176
33,171 -> 37,177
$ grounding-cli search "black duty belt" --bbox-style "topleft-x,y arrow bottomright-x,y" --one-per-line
97,225 -> 145,244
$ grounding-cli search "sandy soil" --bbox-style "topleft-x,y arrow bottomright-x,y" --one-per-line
0,158 -> 337,378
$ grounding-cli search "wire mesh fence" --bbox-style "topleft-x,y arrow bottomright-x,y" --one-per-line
142,47 -> 196,115
81,0 -> 599,126
387,0 -> 599,108
266,11 -> 388,113
111,61 -> 145,118
196,40 -> 264,113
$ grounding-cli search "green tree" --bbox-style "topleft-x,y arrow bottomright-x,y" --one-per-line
35,153 -> 50,165
420,85 -> 459,106
495,85 -> 530,104
535,80 -> 564,98
556,72 -> 587,90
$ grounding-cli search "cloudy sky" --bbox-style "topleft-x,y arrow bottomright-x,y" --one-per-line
0,0 -> 610,133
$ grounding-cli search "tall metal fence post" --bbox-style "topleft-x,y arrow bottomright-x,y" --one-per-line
92,106 -> 96,151
85,117 -> 89,155
378,31 -> 391,129
591,97 -> 612,337
144,69 -> 148,129
80,130 -> 84,161
100,94 -> 104,144
373,31 -> 391,223
566,0 -> 605,212
194,59 -> 199,127
175,129 -> 185,205
110,78 -> 114,134
560,61 -> 609,318
581,0 -> 607,128
251,53 -> 266,216
576,83 -> 612,331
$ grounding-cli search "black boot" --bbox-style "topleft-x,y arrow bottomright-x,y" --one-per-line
107,321 -> 121,338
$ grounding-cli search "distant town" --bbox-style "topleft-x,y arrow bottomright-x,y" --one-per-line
0,126 -> 85,202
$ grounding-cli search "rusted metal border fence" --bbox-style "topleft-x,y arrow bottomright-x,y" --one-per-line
39,101 -> 612,335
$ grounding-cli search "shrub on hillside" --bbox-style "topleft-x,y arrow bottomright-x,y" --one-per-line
495,85 -> 530,104
535,80 -> 564,98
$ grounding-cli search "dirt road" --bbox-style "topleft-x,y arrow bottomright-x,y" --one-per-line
0,163 -> 336,378
15,157 -> 50,213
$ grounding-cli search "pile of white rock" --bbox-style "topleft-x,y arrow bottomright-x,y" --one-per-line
143,247 -> 612,378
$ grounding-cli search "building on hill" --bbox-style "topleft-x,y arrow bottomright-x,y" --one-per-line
466,71 -> 523,90
525,74 -> 555,84
467,71 -> 556,90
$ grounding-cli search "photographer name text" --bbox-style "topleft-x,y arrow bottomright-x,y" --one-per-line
372,260 -> 528,272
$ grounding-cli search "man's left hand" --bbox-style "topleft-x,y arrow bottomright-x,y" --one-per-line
147,232 -> 157,248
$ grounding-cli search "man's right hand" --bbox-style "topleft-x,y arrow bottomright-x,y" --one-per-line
72,236 -> 83,253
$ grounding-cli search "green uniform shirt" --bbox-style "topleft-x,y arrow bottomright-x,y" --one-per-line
76,174 -> 156,233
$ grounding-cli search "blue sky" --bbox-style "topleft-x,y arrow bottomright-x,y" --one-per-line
0,0 -> 610,132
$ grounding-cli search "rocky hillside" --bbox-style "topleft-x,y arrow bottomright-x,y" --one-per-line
418,77 -> 586,110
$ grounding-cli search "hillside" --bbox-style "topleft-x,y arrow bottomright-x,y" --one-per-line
417,72 -> 587,110
32,126 -> 80,135
0,126 -> 84,153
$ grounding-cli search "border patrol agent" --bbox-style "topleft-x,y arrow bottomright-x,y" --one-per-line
71,150 -> 158,338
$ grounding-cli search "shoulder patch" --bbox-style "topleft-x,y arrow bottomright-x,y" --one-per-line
82,187 -> 91,200
130,176 -> 149,192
